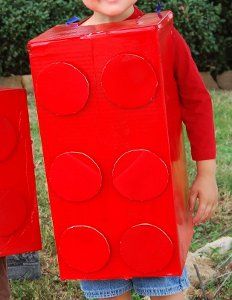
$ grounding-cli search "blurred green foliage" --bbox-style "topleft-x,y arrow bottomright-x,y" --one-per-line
210,0 -> 232,73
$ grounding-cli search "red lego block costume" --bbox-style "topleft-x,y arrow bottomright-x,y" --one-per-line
28,11 -> 193,280
0,87 -> 42,257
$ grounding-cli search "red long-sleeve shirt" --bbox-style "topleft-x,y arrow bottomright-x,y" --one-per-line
172,27 -> 216,160
78,5 -> 216,161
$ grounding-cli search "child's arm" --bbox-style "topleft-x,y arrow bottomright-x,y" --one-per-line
172,28 -> 218,225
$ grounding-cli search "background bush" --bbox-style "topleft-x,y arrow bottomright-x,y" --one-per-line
211,0 -> 232,72
0,0 -> 230,76
0,0 -> 90,76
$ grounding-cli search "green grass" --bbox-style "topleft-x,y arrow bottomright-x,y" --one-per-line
188,91 -> 232,252
10,91 -> 232,299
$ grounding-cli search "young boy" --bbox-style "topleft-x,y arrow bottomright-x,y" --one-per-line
76,1 -> 218,299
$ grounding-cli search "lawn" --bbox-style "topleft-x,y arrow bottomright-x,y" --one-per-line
10,90 -> 232,299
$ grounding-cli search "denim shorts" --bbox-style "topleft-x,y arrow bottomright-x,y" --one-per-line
79,266 -> 190,299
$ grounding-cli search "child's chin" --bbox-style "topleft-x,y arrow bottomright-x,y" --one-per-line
101,7 -> 125,17
99,1 -> 127,16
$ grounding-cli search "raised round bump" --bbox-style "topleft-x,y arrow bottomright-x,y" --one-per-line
101,54 -> 158,109
112,149 -> 169,201
49,152 -> 102,202
120,223 -> 174,273
36,62 -> 89,116
59,225 -> 110,273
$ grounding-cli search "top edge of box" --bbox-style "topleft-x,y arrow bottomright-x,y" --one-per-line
28,11 -> 173,48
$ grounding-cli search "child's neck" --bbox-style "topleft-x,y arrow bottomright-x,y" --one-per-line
85,5 -> 134,26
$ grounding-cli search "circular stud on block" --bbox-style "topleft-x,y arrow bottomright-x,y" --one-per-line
59,225 -> 110,273
0,117 -> 18,161
112,149 -> 169,201
120,223 -> 174,273
49,152 -> 102,202
101,54 -> 158,109
0,190 -> 28,237
36,62 -> 89,116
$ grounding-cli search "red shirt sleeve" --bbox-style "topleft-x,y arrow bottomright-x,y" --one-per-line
173,28 -> 216,161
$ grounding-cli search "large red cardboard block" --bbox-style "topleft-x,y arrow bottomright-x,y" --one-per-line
0,87 -> 42,257
28,11 -> 193,279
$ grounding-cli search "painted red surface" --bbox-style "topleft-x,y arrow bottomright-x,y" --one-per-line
0,87 -> 42,257
28,11 -> 193,279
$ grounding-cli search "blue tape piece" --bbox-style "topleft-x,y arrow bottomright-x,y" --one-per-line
155,2 -> 164,14
66,16 -> 81,25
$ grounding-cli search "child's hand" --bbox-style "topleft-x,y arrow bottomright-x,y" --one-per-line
189,160 -> 218,226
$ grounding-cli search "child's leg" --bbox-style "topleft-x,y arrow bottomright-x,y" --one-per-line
150,292 -> 185,300
99,290 -> 132,300
0,257 -> 10,300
